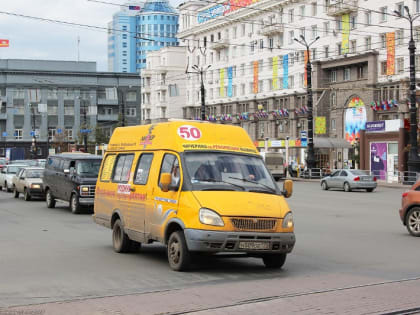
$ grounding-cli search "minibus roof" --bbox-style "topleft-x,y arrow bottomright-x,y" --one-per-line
108,121 -> 259,155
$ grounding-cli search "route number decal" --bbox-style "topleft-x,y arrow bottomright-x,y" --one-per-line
177,125 -> 202,141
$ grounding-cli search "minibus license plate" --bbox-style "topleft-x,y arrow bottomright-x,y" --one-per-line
238,241 -> 269,250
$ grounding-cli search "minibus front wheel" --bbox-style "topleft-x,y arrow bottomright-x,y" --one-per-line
167,231 -> 191,271
262,253 -> 286,269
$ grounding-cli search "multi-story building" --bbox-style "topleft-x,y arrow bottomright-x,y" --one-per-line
178,0 -> 420,172
140,46 -> 187,123
108,1 -> 141,73
0,59 -> 141,158
108,0 -> 179,73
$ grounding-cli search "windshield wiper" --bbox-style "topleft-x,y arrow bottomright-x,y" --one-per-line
228,176 -> 276,193
192,178 -> 245,191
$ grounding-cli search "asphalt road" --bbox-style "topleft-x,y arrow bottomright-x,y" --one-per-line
0,182 -> 419,312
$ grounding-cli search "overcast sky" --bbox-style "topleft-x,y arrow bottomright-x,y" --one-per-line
0,0 -> 184,71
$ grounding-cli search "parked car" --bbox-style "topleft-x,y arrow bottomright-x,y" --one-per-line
0,164 -> 27,192
13,167 -> 45,201
36,159 -> 46,168
321,169 -> 377,192
261,152 -> 284,181
0,158 -> 7,170
9,160 -> 38,166
399,182 -> 420,237
43,153 -> 102,214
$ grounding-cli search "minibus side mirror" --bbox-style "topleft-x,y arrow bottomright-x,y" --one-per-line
282,179 -> 293,198
160,173 -> 171,192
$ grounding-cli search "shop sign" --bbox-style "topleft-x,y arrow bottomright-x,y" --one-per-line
366,121 -> 385,132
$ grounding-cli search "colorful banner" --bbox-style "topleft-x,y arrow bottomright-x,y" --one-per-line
342,14 -> 350,54
386,32 -> 395,75
128,5 -> 141,10
197,0 -> 261,23
227,66 -> 233,97
0,39 -> 9,47
370,142 -> 387,180
304,50 -> 309,87
272,56 -> 278,90
315,116 -> 326,134
283,55 -> 289,89
220,68 -> 225,97
345,97 -> 366,144
253,61 -> 258,94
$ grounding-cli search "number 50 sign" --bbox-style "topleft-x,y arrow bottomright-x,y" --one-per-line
177,125 -> 202,141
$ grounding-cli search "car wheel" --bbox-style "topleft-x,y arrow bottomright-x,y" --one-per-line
6,182 -> 12,193
112,219 -> 131,253
13,187 -> 19,198
24,188 -> 31,201
321,181 -> 328,190
344,182 -> 351,192
46,189 -> 56,208
366,188 -> 374,192
406,207 -> 420,237
262,253 -> 287,268
167,231 -> 191,271
70,194 -> 81,214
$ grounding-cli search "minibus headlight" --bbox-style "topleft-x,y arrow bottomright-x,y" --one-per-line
199,208 -> 224,227
282,212 -> 294,229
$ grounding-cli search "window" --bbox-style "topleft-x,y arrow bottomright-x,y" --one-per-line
311,2 -> 317,16
323,22 -> 330,36
311,25 -> 317,39
288,30 -> 294,44
159,154 -> 180,191
330,92 -> 337,107
416,0 -> 420,13
14,129 -> 23,140
324,46 -> 329,58
259,39 -> 264,50
357,65 -> 365,79
289,9 -> 294,23
350,40 -> 357,53
330,70 -> 337,82
48,128 -> 56,141
396,29 -> 404,45
126,108 -> 136,117
380,6 -> 387,22
65,128 -> 73,140
344,68 -> 350,81
112,154 -> 134,183
337,43 -> 342,55
365,36 -> 372,50
395,2 -> 404,17
381,61 -> 387,75
100,154 -> 116,182
365,11 -> 371,25
331,118 -> 336,130
134,154 -> 153,185
300,5 -> 305,19
350,15 -> 357,29
268,37 -> 274,49
397,57 -> 404,73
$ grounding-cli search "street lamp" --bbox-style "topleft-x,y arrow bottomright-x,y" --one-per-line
394,6 -> 420,173
294,35 -> 320,170
189,64 -> 211,121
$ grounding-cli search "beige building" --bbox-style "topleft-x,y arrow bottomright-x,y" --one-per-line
140,46 -> 187,123
177,0 -> 418,171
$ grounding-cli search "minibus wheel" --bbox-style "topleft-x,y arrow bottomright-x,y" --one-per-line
167,231 -> 191,271
112,219 -> 130,253
262,253 -> 286,268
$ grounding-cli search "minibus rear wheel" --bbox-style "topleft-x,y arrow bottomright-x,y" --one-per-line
167,231 -> 191,271
112,219 -> 131,253
262,253 -> 286,268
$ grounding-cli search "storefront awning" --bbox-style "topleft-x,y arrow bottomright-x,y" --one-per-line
314,137 -> 352,149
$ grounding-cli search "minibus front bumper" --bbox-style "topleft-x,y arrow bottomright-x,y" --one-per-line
184,229 -> 295,253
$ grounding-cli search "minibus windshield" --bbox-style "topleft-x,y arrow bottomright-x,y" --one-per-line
184,152 -> 277,193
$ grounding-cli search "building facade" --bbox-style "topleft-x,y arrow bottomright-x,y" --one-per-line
140,46 -> 187,123
108,0 -> 179,73
178,0 -> 420,172
0,59 -> 141,158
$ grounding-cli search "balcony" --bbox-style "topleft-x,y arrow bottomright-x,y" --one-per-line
97,113 -> 119,121
0,113 -> 6,119
142,86 -> 151,93
97,98 -> 118,105
210,38 -> 230,51
141,69 -> 153,77
156,84 -> 167,91
259,23 -> 284,36
327,0 -> 358,16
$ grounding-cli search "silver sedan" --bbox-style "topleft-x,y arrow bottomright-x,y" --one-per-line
321,169 -> 377,192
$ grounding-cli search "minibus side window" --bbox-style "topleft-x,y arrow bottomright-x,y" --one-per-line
134,153 -> 153,185
112,154 -> 134,183
100,154 -> 116,182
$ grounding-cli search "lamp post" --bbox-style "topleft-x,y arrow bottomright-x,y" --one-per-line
189,65 -> 211,121
394,6 -> 420,173
294,35 -> 320,170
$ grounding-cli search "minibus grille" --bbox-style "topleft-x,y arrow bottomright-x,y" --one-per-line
230,218 -> 277,231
